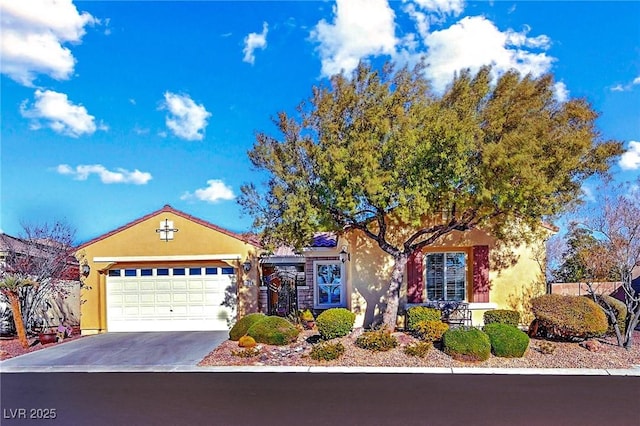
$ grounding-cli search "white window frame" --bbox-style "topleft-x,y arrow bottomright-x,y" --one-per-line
424,252 -> 467,302
313,260 -> 346,309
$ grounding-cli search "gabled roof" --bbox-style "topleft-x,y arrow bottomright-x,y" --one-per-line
77,205 -> 261,250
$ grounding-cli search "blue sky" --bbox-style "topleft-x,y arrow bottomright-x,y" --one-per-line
1,0 -> 639,244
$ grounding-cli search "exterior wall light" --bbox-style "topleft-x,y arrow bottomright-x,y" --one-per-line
81,263 -> 91,277
242,259 -> 252,272
339,247 -> 350,263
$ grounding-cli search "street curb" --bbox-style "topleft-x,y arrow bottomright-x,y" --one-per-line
2,365 -> 640,375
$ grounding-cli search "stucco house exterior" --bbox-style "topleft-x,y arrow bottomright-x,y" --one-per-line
76,205 -> 261,335
76,205 -> 550,333
260,220 -> 553,328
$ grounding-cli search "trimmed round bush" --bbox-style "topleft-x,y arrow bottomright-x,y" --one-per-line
531,294 -> 608,341
483,323 -> 529,358
246,316 -> 300,345
316,308 -> 355,340
229,313 -> 266,341
238,335 -> 257,348
483,309 -> 520,327
589,295 -> 627,336
406,306 -> 441,331
443,327 -> 491,362
414,320 -> 449,342
309,341 -> 345,361
355,329 -> 398,352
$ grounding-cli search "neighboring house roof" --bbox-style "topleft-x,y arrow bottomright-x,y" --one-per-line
76,204 -> 261,250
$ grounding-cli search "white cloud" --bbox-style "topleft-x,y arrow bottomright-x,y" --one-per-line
20,89 -> 104,137
422,16 -> 554,93
619,141 -> 640,171
181,179 -> 235,203
0,0 -> 97,86
610,76 -> 640,92
56,164 -> 152,184
311,0 -> 397,77
553,81 -> 569,103
413,0 -> 465,16
161,92 -> 211,141
581,185 -> 596,203
243,22 -> 268,65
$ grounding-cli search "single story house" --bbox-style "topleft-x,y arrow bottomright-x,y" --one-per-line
76,205 -> 261,334
76,205 -> 550,333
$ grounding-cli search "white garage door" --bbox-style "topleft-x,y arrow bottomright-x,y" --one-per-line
106,266 -> 235,332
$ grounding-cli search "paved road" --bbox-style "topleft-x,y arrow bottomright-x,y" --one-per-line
0,331 -> 228,369
1,372 -> 638,426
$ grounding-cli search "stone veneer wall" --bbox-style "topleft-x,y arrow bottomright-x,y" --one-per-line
257,255 -> 339,315
258,287 -> 268,314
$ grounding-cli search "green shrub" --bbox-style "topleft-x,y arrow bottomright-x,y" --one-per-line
443,327 -> 491,362
589,295 -> 627,336
309,341 -> 345,361
406,306 -> 441,331
316,308 -> 355,340
483,309 -> 521,327
355,329 -> 398,352
414,320 -> 449,342
229,313 -> 266,341
483,323 -> 529,358
404,341 -> 432,358
246,316 -> 300,346
530,294 -> 608,341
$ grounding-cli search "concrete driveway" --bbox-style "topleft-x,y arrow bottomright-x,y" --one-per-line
0,331 -> 228,371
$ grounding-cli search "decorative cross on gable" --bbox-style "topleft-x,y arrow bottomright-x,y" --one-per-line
156,219 -> 179,242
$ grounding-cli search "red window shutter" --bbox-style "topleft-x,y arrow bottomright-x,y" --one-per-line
472,245 -> 490,303
406,250 -> 424,303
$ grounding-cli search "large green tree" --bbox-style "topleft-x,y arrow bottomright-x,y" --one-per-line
240,62 -> 622,329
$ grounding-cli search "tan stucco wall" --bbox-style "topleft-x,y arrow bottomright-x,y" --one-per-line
76,210 -> 259,334
344,225 -> 546,328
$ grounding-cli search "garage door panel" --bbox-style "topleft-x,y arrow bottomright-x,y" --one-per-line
123,282 -> 139,291
107,268 -> 233,331
172,281 -> 187,290
153,281 -> 169,290
172,293 -> 188,303
139,281 -> 155,291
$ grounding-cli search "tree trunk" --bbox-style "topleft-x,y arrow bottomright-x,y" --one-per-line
382,253 -> 408,331
623,304 -> 640,350
7,292 -> 29,349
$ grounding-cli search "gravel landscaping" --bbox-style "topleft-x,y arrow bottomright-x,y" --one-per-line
198,329 -> 640,369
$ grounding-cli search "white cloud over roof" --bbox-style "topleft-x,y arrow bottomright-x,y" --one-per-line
161,92 -> 211,141
243,22 -> 268,64
0,0 -> 97,86
312,1 -> 557,96
56,164 -> 152,185
619,141 -> 640,171
181,179 -> 235,203
20,89 -> 105,137
421,16 -> 554,93
311,0 -> 397,78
